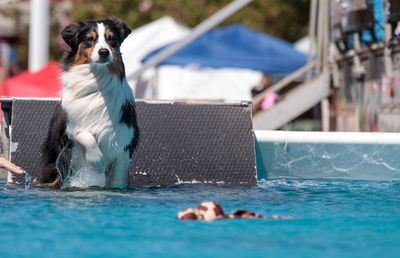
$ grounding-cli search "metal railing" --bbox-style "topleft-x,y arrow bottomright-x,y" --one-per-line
252,0 -> 331,130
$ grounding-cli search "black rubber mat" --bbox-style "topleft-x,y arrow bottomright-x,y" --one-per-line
9,100 -> 60,184
7,99 -> 256,186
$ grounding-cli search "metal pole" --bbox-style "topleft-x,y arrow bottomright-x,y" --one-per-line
128,0 -> 253,81
322,1 -> 329,71
384,23 -> 393,78
306,0 -> 317,81
28,0 -> 49,72
321,1 -> 330,131
321,98 -> 330,131
315,0 -> 324,75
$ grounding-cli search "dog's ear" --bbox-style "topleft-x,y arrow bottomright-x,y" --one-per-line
111,16 -> 132,43
61,22 -> 85,49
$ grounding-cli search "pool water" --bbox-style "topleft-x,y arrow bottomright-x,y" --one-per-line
1,179 -> 400,257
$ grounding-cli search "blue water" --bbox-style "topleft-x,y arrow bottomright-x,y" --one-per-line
1,179 -> 400,258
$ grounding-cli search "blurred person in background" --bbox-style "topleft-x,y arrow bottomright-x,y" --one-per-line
251,76 -> 277,113
0,39 -> 20,81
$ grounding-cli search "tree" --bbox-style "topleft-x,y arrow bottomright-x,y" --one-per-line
16,0 -> 310,67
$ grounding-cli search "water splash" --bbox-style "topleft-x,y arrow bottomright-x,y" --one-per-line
24,171 -> 31,190
55,141 -> 72,186
56,145 -> 106,189
64,165 -> 106,189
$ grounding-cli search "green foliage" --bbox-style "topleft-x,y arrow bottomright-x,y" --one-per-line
71,0 -> 310,41
17,0 -> 310,67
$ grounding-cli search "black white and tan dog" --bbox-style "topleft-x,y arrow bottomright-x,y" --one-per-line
177,201 -> 295,221
37,17 -> 138,188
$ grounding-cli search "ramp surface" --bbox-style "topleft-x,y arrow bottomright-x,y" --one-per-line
6,99 -> 256,186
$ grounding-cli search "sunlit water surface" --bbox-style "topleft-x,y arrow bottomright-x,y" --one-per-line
1,179 -> 400,257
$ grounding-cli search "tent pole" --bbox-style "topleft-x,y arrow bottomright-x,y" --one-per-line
128,0 -> 253,81
28,0 -> 49,72
315,0 -> 324,76
306,0 -> 317,82
322,1 -> 329,71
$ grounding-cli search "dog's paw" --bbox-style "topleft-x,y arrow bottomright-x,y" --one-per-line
85,149 -> 104,174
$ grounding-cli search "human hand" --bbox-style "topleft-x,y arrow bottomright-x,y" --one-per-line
0,158 -> 25,174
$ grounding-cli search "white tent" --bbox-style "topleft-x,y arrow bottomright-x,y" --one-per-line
121,16 -> 190,86
294,36 -> 313,55
155,65 -> 262,101
294,36 -> 335,61
122,16 -> 262,101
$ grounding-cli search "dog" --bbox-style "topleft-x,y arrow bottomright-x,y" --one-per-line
37,17 -> 138,189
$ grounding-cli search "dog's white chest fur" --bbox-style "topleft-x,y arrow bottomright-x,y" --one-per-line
60,64 -> 135,187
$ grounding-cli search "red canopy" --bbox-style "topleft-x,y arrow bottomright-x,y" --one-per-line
1,61 -> 63,97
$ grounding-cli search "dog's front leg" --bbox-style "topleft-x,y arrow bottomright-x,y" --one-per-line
106,152 -> 130,188
75,132 -> 104,173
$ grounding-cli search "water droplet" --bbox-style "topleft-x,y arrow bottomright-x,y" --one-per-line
24,171 -> 32,190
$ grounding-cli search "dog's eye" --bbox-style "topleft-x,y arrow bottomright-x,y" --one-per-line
86,36 -> 95,42
108,35 -> 115,42
107,35 -> 119,47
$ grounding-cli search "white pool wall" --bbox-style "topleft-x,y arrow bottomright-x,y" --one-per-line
255,130 -> 400,181
255,130 -> 400,144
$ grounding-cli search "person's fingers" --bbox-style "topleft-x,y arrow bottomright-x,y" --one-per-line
10,166 -> 25,174
0,158 -> 25,174
7,163 -> 25,174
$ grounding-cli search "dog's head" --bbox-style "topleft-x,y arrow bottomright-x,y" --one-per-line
61,17 -> 131,69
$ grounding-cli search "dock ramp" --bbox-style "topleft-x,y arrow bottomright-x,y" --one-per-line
0,98 -> 257,187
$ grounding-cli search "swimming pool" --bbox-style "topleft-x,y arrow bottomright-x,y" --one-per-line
1,178 -> 399,257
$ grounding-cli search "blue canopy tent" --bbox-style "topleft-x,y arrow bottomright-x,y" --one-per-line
142,24 -> 308,74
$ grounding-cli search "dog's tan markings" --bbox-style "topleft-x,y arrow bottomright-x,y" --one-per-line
71,30 -> 97,67
31,175 -> 61,189
45,175 -> 62,189
105,29 -> 111,38
89,30 -> 97,38
105,29 -> 116,52
84,44 -> 96,60
71,44 -> 90,67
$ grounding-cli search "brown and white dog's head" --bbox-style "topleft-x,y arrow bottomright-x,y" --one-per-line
61,17 -> 131,70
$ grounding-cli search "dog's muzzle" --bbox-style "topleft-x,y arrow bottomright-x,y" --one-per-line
98,48 -> 111,63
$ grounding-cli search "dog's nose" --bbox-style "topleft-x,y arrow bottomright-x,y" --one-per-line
98,48 -> 110,58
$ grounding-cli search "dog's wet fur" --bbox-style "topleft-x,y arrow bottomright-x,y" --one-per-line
38,17 -> 138,189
